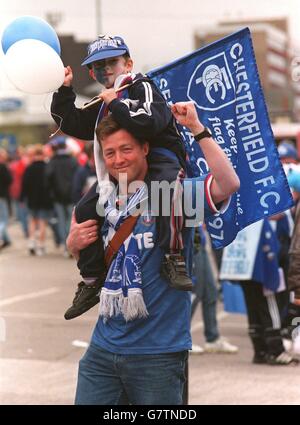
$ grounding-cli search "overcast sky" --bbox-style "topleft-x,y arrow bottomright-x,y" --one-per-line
1,0 -> 300,72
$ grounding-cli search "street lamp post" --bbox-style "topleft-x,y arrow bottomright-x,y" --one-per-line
95,0 -> 101,36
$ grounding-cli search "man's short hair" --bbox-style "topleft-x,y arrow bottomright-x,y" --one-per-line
96,115 -> 147,147
96,115 -> 122,142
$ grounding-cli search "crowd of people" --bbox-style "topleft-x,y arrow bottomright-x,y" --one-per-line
237,141 -> 300,365
0,138 -> 96,256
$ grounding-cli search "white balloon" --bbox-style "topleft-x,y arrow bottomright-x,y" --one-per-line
3,39 -> 65,94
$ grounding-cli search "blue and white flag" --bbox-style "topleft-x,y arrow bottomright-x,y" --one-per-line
147,28 -> 294,249
219,220 -> 263,280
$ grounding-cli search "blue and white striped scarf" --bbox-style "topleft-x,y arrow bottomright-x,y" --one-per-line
99,184 -> 149,321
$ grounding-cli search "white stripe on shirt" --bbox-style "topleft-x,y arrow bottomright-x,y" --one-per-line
128,82 -> 153,118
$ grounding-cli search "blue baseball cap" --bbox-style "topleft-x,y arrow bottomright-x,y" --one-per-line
81,35 -> 130,67
277,141 -> 298,160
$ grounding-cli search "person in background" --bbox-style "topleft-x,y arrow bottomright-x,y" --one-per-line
237,217 -> 299,366
72,142 -> 97,204
9,147 -> 29,238
190,224 -> 238,354
220,141 -> 299,366
45,136 -> 78,255
277,140 -> 300,353
277,140 -> 299,178
21,145 -> 52,256
0,148 -> 12,250
42,143 -> 62,250
276,140 -> 300,352
287,200 -> 300,343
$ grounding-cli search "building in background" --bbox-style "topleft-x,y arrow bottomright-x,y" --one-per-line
59,34 -> 99,98
195,18 -> 300,123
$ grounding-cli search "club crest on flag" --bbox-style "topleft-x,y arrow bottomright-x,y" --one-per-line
187,53 -> 235,111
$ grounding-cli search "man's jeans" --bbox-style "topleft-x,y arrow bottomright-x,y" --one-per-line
75,343 -> 187,405
192,246 -> 219,342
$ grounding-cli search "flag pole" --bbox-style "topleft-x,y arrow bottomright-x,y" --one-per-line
81,83 -> 131,110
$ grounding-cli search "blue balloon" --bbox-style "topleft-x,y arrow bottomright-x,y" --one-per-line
288,169 -> 300,193
1,16 -> 61,55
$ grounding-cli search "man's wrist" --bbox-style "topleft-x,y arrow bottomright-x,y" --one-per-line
66,236 -> 77,256
194,128 -> 213,142
190,123 -> 205,136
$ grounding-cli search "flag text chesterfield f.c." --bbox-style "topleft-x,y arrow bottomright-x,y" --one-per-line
148,27 -> 294,249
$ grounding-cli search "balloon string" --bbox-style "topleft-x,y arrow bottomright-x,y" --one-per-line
42,93 -> 64,139
49,111 -> 63,138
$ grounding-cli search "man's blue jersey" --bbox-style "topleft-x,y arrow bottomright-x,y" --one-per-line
92,175 -> 219,354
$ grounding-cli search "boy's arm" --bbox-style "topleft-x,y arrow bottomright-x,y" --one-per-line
103,80 -> 173,139
51,85 -> 99,140
51,79 -> 99,141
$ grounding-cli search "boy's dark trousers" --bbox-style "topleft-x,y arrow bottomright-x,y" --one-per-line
74,182 -> 105,279
74,153 -> 183,280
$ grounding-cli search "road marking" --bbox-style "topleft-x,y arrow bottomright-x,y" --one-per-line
0,287 -> 61,307
0,317 -> 6,342
0,311 -> 97,322
72,340 -> 89,348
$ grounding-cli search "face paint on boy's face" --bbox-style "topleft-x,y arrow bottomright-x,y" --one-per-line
93,67 -> 107,86
92,57 -> 130,88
